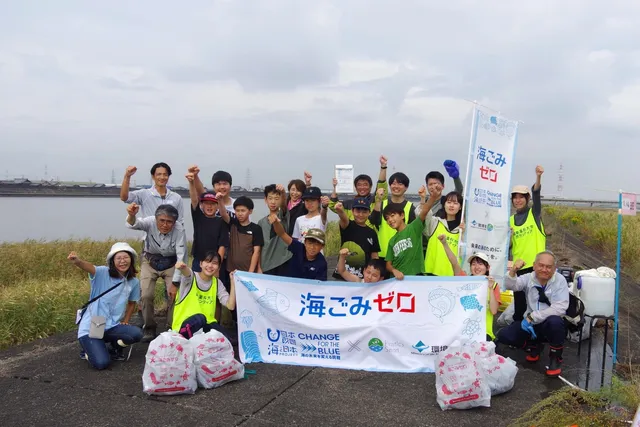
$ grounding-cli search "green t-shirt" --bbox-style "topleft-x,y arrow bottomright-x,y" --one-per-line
385,218 -> 425,276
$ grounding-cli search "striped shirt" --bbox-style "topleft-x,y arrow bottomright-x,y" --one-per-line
126,186 -> 184,223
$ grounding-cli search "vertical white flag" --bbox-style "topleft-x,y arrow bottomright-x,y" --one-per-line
460,107 -> 519,285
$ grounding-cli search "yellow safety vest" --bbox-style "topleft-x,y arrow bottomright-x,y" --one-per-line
425,221 -> 460,276
510,209 -> 546,268
172,275 -> 218,331
377,200 -> 414,258
487,282 -> 498,339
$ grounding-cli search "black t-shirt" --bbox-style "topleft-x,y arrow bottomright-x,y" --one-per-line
288,240 -> 327,281
191,205 -> 230,260
288,202 -> 308,236
333,221 -> 381,280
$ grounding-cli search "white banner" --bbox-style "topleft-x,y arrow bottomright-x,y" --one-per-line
461,107 -> 519,285
235,272 -> 487,373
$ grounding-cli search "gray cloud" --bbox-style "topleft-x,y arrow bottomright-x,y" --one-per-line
1,1 -> 640,199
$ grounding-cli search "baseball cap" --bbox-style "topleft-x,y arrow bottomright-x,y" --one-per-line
352,196 -> 371,210
304,228 -> 326,244
511,185 -> 530,196
302,186 -> 322,200
468,252 -> 490,265
200,192 -> 218,203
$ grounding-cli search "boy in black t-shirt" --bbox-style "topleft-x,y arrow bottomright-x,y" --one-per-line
218,196 -> 264,273
186,172 -> 229,272
333,197 -> 380,280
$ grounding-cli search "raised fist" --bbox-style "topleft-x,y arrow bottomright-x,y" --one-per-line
185,173 -> 195,183
67,251 -> 78,262
380,155 -> 388,167
335,202 -> 344,212
127,203 -> 139,216
125,166 -> 137,178
535,165 -> 544,176
187,165 -> 200,175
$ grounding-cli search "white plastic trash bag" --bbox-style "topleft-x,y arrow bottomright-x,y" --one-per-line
467,341 -> 496,359
191,330 -> 244,389
436,346 -> 491,410
142,332 -> 197,396
480,354 -> 518,396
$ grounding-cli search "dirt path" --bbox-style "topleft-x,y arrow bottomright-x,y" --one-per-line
544,217 -> 640,364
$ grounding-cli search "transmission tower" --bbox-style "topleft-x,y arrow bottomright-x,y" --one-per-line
557,163 -> 564,198
245,168 -> 251,190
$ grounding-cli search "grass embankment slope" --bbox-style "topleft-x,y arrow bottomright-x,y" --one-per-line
544,206 -> 640,280
0,222 -> 340,350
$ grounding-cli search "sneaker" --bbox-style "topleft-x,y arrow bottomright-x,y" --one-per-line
141,330 -> 156,343
116,340 -> 134,361
79,350 -> 87,360
546,357 -> 562,377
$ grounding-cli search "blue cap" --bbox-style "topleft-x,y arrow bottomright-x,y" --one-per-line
352,196 -> 371,210
302,186 -> 322,200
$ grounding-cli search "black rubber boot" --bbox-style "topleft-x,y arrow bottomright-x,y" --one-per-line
525,341 -> 542,363
546,345 -> 563,377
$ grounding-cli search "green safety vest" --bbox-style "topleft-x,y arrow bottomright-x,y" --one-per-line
377,199 -> 414,258
172,275 -> 218,331
509,209 -> 546,268
425,220 -> 460,276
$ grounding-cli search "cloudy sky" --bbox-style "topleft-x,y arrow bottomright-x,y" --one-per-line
1,0 -> 639,199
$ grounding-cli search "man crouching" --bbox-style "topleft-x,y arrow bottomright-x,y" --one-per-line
497,251 -> 569,377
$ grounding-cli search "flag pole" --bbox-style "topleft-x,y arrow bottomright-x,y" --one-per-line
613,190 -> 622,365
459,102 -> 478,262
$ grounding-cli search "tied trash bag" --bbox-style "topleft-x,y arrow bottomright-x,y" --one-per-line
142,332 -> 197,396
480,354 -> 518,396
191,330 -> 244,389
436,346 -> 491,410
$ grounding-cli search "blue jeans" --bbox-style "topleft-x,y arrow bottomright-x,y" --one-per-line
497,315 -> 565,348
79,324 -> 143,370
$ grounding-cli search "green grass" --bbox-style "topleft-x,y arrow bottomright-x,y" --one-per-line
512,377 -> 640,426
0,224 -> 340,349
544,206 -> 640,280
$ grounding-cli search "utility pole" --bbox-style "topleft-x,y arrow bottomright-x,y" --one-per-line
44,164 -> 48,182
111,169 -> 116,184
245,168 -> 251,190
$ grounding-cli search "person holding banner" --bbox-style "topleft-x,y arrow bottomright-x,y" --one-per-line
497,252 -> 568,377
437,235 -> 501,341
420,191 -> 464,276
510,165 -> 546,322
381,185 -> 440,279
331,199 -> 381,280
172,253 -> 236,342
424,160 -> 464,215
337,248 -> 386,283
328,155 -> 389,230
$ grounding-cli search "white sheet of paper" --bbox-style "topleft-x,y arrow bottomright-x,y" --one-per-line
334,165 -> 354,194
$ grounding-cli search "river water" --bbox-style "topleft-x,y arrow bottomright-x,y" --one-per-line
0,197 -> 338,242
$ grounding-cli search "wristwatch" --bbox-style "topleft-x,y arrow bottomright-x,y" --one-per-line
526,314 -> 534,323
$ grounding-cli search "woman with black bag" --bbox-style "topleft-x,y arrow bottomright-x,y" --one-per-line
126,203 -> 187,342
69,242 -> 143,370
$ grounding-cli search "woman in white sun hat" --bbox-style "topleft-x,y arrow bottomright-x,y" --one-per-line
438,235 -> 501,341
68,242 -> 143,370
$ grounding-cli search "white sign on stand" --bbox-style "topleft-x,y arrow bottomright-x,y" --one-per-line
335,165 -> 354,194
